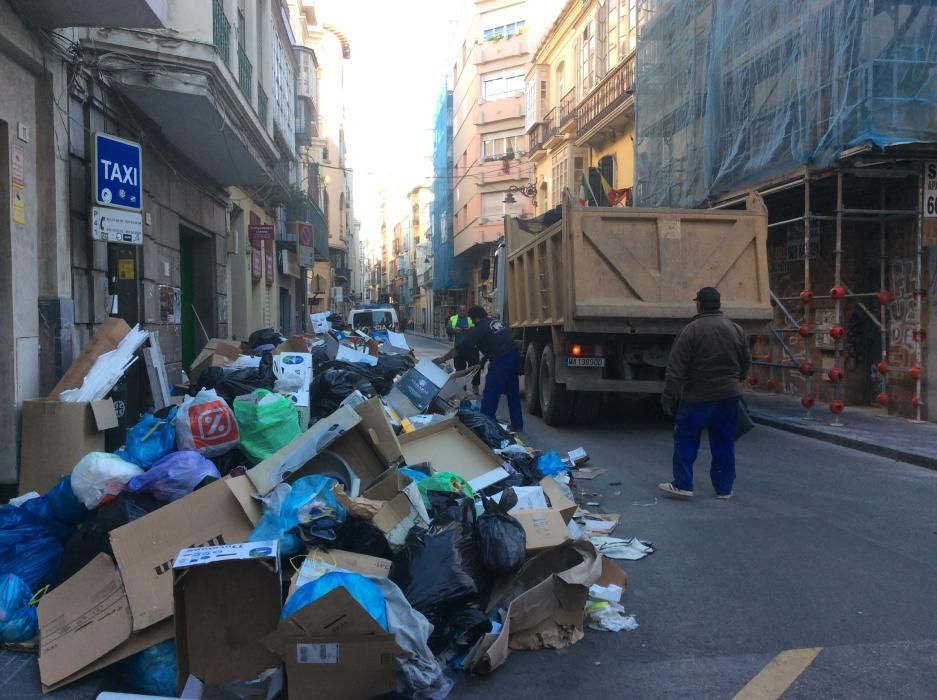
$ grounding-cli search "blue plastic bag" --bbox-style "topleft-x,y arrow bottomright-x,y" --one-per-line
400,467 -> 428,483
283,571 -> 388,630
42,476 -> 90,525
0,505 -> 68,589
537,451 -> 567,477
117,409 -> 178,469
250,476 -> 347,556
118,639 -> 177,696
0,574 -> 38,642
128,450 -> 220,502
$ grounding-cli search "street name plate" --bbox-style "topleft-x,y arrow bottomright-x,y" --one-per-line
92,206 -> 143,245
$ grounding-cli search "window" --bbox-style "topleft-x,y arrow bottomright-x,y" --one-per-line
482,20 -> 525,41
555,62 -> 565,104
581,24 -> 595,92
606,0 -> 638,69
237,9 -> 247,50
551,153 -> 568,207
482,72 -> 525,100
482,130 -> 523,160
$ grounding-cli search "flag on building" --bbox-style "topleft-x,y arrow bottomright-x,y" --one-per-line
599,173 -> 632,207
579,175 -> 597,206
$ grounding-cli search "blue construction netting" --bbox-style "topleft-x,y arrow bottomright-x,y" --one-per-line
431,87 -> 467,289
634,0 -> 937,208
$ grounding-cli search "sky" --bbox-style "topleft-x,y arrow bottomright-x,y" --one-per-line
313,0 -> 465,251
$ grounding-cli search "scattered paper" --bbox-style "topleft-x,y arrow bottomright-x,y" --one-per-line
59,325 -> 149,402
586,600 -> 639,632
571,467 -> 606,480
578,512 -> 621,535
591,536 -> 655,561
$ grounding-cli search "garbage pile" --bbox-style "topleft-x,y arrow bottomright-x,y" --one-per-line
4,315 -> 637,699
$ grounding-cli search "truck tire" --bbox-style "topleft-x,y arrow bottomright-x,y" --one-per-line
539,344 -> 573,425
573,391 -> 602,425
524,341 -> 543,415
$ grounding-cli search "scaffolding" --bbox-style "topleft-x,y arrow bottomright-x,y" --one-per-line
431,86 -> 466,293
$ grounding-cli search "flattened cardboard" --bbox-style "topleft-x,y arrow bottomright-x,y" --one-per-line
188,339 -> 241,384
512,508 -> 570,552
38,554 -> 173,692
224,474 -> 264,526
246,405 -> 360,495
288,549 -> 391,598
539,477 -> 578,524
173,541 -> 281,690
109,478 -> 257,632
19,398 -> 119,495
323,398 -> 404,488
398,417 -> 509,491
49,317 -> 131,398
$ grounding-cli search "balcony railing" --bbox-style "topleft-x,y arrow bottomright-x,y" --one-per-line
559,88 -> 577,125
528,120 -> 548,154
212,0 -> 230,66
238,46 -> 252,100
422,268 -> 432,288
576,53 -> 636,136
257,83 -> 268,126
543,107 -> 560,143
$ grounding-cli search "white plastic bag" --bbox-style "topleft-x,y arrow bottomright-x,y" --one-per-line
175,388 -> 240,457
70,453 -> 144,509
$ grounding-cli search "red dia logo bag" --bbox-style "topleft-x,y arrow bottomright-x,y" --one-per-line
176,388 -> 240,457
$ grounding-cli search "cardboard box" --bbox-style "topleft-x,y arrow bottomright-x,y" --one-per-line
288,549 -> 391,598
246,405 -> 361,495
324,333 -> 378,366
539,477 -> 578,524
173,541 -> 282,693
512,508 -> 571,552
385,360 -> 477,417
49,317 -> 131,399
322,398 -> 404,489
398,416 -> 509,491
109,477 -> 258,632
361,469 -> 430,550
188,338 -> 241,383
264,587 -> 402,700
465,541 -> 602,674
38,554 -> 173,692
19,398 -> 119,495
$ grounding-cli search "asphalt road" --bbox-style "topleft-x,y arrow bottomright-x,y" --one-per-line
5,334 -> 936,699
406,333 -> 937,700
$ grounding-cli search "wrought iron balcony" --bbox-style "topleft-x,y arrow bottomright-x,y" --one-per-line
576,53 -> 636,137
257,83 -> 268,127
528,120 -> 547,154
238,46 -> 252,100
559,88 -> 577,126
212,0 -> 230,66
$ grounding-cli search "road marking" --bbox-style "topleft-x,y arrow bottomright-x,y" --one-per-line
733,647 -> 822,700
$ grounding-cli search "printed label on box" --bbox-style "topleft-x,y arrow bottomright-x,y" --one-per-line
296,643 -> 340,664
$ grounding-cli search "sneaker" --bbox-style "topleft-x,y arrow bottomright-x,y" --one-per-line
715,492 -> 733,500
658,482 -> 693,499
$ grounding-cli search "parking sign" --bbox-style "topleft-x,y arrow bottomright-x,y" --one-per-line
94,133 -> 142,211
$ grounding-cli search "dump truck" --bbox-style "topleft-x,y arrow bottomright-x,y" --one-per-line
497,193 -> 772,425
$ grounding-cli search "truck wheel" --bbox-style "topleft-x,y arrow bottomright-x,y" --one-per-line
539,344 -> 572,425
524,341 -> 543,415
573,391 -> 602,425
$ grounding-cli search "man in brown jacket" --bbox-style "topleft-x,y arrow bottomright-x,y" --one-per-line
659,287 -> 751,499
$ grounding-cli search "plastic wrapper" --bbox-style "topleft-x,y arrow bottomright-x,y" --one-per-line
118,639 -> 178,696
128,451 -> 220,502
0,574 -> 38,642
457,410 -> 515,449
70,453 -> 144,510
250,476 -> 347,556
234,389 -> 301,463
116,408 -> 178,468
476,489 -> 526,576
417,472 -> 475,509
175,388 -> 240,457
283,571 -> 388,630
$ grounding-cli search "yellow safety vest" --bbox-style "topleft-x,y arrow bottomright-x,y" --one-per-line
449,315 -> 474,346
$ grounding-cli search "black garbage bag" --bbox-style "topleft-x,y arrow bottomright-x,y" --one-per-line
476,488 -> 526,576
210,447 -> 250,477
196,354 -> 276,405
374,353 -> 415,384
503,451 -> 543,485
322,360 -> 396,395
310,366 -> 378,418
247,328 -> 283,350
457,410 -> 515,449
427,602 -> 492,654
331,518 -> 395,560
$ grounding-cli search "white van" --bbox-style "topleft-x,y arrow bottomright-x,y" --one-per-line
347,306 -> 399,335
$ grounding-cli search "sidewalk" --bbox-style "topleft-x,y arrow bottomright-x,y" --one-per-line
745,392 -> 937,470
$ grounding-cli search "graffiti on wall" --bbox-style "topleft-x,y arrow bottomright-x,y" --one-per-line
889,258 -> 919,367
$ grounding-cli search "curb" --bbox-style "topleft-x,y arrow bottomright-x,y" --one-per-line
750,413 -> 937,472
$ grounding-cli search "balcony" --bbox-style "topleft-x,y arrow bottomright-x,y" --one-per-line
296,48 -> 318,104
257,83 -> 268,128
576,53 -> 636,144
410,271 -> 420,296
238,47 -> 253,101
559,88 -> 577,132
11,0 -> 168,28
473,33 -> 527,66
543,107 -> 564,150
334,267 -> 351,283
528,121 -> 548,155
213,0 -> 230,65
422,268 -> 433,288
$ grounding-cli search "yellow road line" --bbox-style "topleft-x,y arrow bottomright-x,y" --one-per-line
733,647 -> 823,700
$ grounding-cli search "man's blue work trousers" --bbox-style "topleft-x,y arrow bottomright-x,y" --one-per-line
672,396 -> 739,495
481,351 -> 523,431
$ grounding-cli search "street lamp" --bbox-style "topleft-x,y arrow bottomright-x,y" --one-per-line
502,183 -> 537,204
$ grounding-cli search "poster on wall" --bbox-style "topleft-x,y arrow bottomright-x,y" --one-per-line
251,244 -> 263,280
925,161 -> 937,218
265,243 -> 275,286
159,285 -> 181,323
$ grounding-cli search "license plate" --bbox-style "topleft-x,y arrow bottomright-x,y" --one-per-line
567,357 -> 605,367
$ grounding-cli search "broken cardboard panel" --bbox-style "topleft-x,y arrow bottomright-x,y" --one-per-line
466,541 -> 602,675
173,541 -> 281,691
188,339 -> 241,384
49,317 -> 131,399
246,405 -> 361,495
577,511 -> 621,535
398,416 -> 510,491
539,477 -> 578,524
38,554 -> 173,692
511,509 -> 570,552
109,477 -> 258,633
567,447 -> 589,466
386,360 -> 477,418
288,549 -> 392,598
570,467 -> 606,480
19,398 -> 119,495
362,469 -> 430,550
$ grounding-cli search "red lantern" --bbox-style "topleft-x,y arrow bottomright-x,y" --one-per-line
830,285 -> 847,300
798,325 -> 811,338
828,367 -> 845,382
876,392 -> 889,407
747,376 -> 758,387
909,365 -> 922,381
766,378 -> 777,391
877,290 -> 892,305
830,400 -> 845,414
911,395 -> 921,409
801,394 -> 815,409
830,324 -> 845,340
799,362 -> 814,376
876,361 -> 889,376
800,290 -> 814,305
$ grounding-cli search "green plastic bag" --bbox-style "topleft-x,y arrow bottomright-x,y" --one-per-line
417,471 -> 475,508
234,389 -> 302,463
